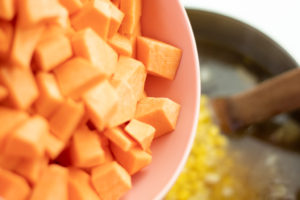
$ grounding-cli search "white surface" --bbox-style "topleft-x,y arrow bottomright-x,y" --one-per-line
181,0 -> 300,65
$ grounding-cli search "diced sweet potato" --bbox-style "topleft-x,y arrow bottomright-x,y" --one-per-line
108,79 -> 137,127
70,126 -> 106,168
34,32 -> 73,71
72,28 -> 118,78
0,21 -> 13,60
15,156 -> 48,185
44,131 -> 65,160
0,106 -> 29,145
119,0 -> 141,35
103,127 -> 135,151
83,80 -> 118,131
10,22 -> 45,68
0,85 -> 8,101
68,168 -> 100,200
30,164 -> 68,200
54,57 -> 104,98
108,2 -> 124,37
0,168 -> 30,200
71,0 -> 111,40
111,144 -> 151,175
3,116 -> 48,158
35,72 -> 63,118
135,97 -> 181,138
0,65 -> 39,110
108,33 -> 132,57
136,36 -> 182,80
49,99 -> 84,142
0,0 -> 15,20
124,119 -> 155,150
113,56 -> 146,100
59,0 -> 83,15
91,161 -> 131,200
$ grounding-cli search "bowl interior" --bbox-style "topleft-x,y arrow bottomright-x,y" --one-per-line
122,1 -> 200,200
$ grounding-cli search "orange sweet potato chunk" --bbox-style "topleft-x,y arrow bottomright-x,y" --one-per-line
0,106 -> 29,145
44,131 -> 65,160
91,161 -> 132,200
108,79 -> 137,127
0,85 -> 8,101
0,65 -> 39,110
108,2 -> 124,37
103,127 -> 135,152
82,80 -> 118,131
3,116 -> 48,159
124,119 -> 155,150
72,28 -> 118,78
49,99 -> 84,142
30,164 -> 68,200
70,126 -> 106,168
10,22 -> 45,68
111,144 -> 151,175
0,0 -> 15,20
15,156 -> 49,185
112,56 -> 146,100
54,57 -> 104,98
0,21 -> 13,60
0,168 -> 30,200
71,0 -> 111,40
135,97 -> 181,138
136,36 -> 182,80
68,168 -> 100,200
119,0 -> 141,35
108,33 -> 132,57
34,31 -> 73,71
35,72 -> 64,118
59,0 -> 83,15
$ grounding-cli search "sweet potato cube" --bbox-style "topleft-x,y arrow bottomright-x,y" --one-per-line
108,79 -> 137,127
111,144 -> 152,175
54,57 -> 104,98
0,21 -> 13,59
113,56 -> 146,100
35,72 -> 63,118
68,168 -> 100,200
44,132 -> 65,160
135,97 -> 181,138
91,161 -> 131,200
137,36 -> 182,80
30,164 -> 68,200
10,22 -> 45,68
59,0 -> 83,15
0,107 -> 29,144
124,119 -> 155,150
72,28 -> 118,78
0,168 -> 30,200
15,156 -> 48,185
0,85 -> 8,101
70,126 -> 106,168
103,127 -> 135,151
18,0 -> 67,26
71,0 -> 111,40
83,80 -> 118,131
119,0 -> 141,35
108,2 -> 124,37
35,32 -> 73,71
49,99 -> 84,142
0,0 -> 15,20
108,33 -> 132,57
4,116 -> 48,158
0,66 -> 39,110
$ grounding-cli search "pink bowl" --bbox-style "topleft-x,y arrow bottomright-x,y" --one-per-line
122,0 -> 200,199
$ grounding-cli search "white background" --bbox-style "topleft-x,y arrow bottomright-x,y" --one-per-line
180,0 -> 300,65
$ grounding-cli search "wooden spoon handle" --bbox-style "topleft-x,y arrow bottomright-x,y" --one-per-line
212,68 -> 300,133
